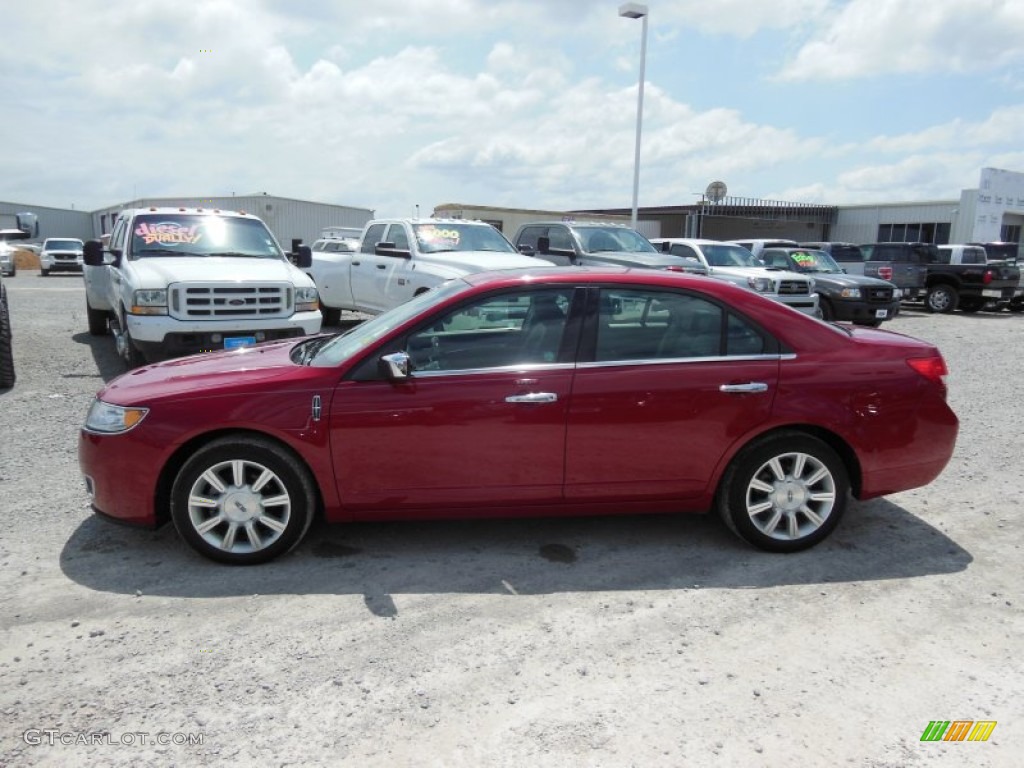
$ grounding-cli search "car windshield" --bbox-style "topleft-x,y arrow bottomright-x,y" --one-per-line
309,279 -> 471,367
128,215 -> 284,259
413,223 -> 517,254
575,226 -> 656,254
46,239 -> 83,250
785,250 -> 841,273
702,244 -> 761,267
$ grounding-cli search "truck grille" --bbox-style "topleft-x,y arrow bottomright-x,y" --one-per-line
866,285 -> 894,303
777,280 -> 811,296
169,283 -> 292,319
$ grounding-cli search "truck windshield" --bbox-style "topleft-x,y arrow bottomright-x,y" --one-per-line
702,244 -> 761,267
46,239 -> 83,250
129,215 -> 284,260
413,223 -> 517,254
575,226 -> 656,254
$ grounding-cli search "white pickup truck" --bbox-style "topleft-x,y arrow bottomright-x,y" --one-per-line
306,218 -> 543,321
83,208 -> 321,367
649,238 -> 819,315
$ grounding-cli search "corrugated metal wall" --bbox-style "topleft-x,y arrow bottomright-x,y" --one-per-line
0,201 -> 93,242
833,200 -> 959,244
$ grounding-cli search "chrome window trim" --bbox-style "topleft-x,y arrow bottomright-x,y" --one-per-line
409,362 -> 576,379
577,353 -> 791,369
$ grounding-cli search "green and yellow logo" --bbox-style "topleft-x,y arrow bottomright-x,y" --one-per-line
920,720 -> 997,742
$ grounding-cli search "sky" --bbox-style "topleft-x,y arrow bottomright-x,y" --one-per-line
2,0 -> 1024,219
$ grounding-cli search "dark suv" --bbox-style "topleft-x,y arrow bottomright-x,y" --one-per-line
513,221 -> 681,269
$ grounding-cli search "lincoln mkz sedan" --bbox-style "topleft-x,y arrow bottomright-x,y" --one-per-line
79,268 -> 959,564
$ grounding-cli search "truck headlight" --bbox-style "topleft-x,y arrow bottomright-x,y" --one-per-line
746,276 -> 772,293
295,286 -> 319,312
838,288 -> 862,299
84,400 -> 149,434
130,289 -> 168,315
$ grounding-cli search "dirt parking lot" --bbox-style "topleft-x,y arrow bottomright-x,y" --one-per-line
0,273 -> 1020,767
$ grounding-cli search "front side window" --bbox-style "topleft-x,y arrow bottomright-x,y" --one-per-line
128,215 -> 282,259
575,226 -> 656,254
702,244 -> 761,267
405,288 -> 574,372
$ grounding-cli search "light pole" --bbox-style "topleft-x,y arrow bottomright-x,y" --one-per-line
619,2 -> 648,231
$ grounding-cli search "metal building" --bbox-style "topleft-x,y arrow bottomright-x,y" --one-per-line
0,201 -> 93,244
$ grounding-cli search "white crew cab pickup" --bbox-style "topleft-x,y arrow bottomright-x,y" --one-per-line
649,238 -> 819,316
307,218 -> 544,320
83,208 -> 321,367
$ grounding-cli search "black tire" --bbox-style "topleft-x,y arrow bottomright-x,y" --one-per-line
170,436 -> 316,564
818,298 -> 835,322
1009,302 -> 1024,313
40,267 -> 49,277
717,432 -> 849,553
925,284 -> 958,313
112,310 -> 147,369
86,299 -> 108,336
0,285 -> 14,389
321,306 -> 341,327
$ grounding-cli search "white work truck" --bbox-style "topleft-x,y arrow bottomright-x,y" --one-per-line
306,218 -> 543,321
83,208 -> 321,367
649,238 -> 819,316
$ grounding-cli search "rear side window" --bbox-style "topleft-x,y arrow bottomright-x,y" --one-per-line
361,223 -> 387,253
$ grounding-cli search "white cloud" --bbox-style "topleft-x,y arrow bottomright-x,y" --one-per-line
779,0 -> 1024,80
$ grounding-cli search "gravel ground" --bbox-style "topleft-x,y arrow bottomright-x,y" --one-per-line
0,272 -> 1020,767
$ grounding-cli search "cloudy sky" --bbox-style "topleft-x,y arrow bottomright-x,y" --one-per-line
2,0 -> 1023,217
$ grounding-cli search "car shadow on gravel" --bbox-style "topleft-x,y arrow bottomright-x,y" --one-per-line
59,498 -> 971,607
71,332 -> 125,383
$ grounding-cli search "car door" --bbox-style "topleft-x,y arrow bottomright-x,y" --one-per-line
564,287 -> 779,501
377,223 -> 417,309
350,222 -> 387,312
329,286 -> 582,511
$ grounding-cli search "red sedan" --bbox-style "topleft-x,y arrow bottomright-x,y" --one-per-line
79,268 -> 958,564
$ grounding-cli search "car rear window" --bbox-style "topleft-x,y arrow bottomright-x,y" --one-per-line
829,245 -> 863,262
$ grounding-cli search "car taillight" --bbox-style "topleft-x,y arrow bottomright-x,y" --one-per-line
907,355 -> 948,385
983,270 -> 993,284
878,266 -> 893,280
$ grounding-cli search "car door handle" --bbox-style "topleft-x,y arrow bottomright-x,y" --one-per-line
376,264 -> 387,269
719,382 -> 769,393
505,392 -> 558,404
351,260 -> 361,266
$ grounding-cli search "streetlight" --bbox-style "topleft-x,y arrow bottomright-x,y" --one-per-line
619,2 -> 648,231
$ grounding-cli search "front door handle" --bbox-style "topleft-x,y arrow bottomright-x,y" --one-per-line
377,264 -> 387,269
719,382 -> 768,393
505,392 -> 558,404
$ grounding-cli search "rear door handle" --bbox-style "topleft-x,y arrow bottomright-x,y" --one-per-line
505,392 -> 558,404
719,382 -> 768,393
376,264 -> 387,269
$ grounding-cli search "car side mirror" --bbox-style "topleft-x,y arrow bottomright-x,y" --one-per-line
381,351 -> 411,380
374,242 -> 411,258
83,240 -> 105,267
518,244 -> 536,256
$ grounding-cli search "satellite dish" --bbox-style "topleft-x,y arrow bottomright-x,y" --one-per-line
705,180 -> 727,203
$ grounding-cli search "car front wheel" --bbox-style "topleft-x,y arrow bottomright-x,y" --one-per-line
718,432 -> 848,552
171,436 -> 316,564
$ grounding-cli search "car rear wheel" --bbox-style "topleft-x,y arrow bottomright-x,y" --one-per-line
925,285 -> 958,313
718,432 -> 848,552
171,436 -> 316,565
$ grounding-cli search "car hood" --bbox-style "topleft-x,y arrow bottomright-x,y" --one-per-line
712,265 -> 811,282
421,251 -> 543,274
128,257 -> 315,288
580,251 -> 681,268
809,273 -> 894,289
98,338 -> 329,405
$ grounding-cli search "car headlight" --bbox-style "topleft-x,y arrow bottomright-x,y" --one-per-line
296,286 -> 319,312
746,276 -> 772,293
84,400 -> 149,434
130,289 -> 168,315
838,288 -> 862,299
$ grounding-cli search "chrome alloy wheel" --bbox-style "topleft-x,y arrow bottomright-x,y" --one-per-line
186,459 -> 292,554
743,451 -> 836,541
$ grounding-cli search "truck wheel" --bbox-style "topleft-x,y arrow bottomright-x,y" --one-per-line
41,266 -> 49,277
717,432 -> 848,552
925,285 -> 958,313
112,311 -> 147,369
320,306 -> 341,327
170,436 -> 316,565
86,299 -> 108,336
818,298 -> 835,321
0,285 -> 15,388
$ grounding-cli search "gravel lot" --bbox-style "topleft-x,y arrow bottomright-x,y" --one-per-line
0,272 -> 1020,767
